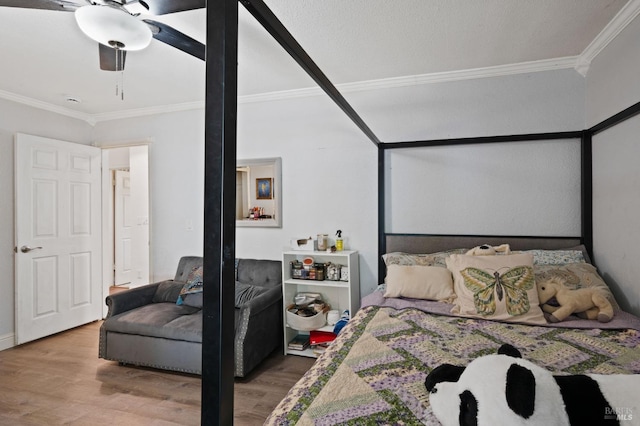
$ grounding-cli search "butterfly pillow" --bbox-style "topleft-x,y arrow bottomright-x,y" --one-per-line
446,253 -> 546,325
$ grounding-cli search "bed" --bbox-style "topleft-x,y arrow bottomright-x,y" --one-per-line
265,235 -> 640,425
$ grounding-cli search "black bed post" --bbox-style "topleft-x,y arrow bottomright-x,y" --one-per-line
378,145 -> 386,284
581,130 -> 593,257
202,0 -> 238,424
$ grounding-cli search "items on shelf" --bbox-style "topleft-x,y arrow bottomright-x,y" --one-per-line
290,237 -> 314,251
317,233 -> 328,251
287,334 -> 310,351
286,292 -> 331,331
309,330 -> 336,345
335,230 -> 343,251
327,309 -> 340,325
290,259 -> 327,280
282,249 -> 360,358
309,330 -> 337,356
340,266 -> 349,281
248,206 -> 272,220
311,344 -> 330,356
333,310 -> 350,335
326,263 -> 341,281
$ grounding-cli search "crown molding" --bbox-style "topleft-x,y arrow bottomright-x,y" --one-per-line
237,56 -> 579,104
0,89 -> 94,124
90,100 -> 205,123
1,56 -> 580,122
575,0 -> 640,76
339,57 -> 579,93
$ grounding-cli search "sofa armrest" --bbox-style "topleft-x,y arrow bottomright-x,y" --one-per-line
104,282 -> 161,318
238,285 -> 282,314
234,285 -> 283,377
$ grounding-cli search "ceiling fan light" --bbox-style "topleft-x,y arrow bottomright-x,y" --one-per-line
75,5 -> 152,51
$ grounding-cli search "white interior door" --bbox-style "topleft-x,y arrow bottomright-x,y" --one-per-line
15,133 -> 102,345
114,170 -> 132,285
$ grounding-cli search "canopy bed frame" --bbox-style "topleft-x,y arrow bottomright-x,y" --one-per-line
203,1 -> 640,424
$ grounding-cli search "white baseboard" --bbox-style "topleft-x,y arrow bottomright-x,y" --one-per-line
0,333 -> 15,351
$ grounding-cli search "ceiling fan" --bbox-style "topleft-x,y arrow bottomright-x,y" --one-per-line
0,0 -> 205,71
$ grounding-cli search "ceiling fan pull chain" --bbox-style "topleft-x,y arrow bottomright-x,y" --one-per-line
115,49 -> 120,97
113,48 -> 124,100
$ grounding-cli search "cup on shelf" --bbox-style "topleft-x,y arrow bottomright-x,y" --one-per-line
327,310 -> 340,326
317,234 -> 328,251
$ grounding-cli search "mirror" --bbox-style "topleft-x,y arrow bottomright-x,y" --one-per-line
236,157 -> 282,228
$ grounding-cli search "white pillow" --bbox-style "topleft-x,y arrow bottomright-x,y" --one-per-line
384,265 -> 455,302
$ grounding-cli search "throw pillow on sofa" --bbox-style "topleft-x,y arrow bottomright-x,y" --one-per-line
177,266 -> 204,307
169,265 -> 268,309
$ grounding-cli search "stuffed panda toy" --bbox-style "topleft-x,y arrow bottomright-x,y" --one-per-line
425,344 -> 640,426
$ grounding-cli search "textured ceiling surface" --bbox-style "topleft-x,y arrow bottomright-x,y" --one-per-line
0,0 -> 631,116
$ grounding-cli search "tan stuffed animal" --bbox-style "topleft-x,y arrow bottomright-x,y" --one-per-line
466,244 -> 511,256
536,277 -> 614,323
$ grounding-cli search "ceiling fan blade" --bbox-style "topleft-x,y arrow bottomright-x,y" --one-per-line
144,19 -> 205,61
99,43 -> 126,71
0,0 -> 82,11
140,0 -> 204,15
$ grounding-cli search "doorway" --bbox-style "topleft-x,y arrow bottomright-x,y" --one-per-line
101,145 -> 150,313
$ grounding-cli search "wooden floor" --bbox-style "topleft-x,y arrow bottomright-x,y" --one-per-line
0,321 -> 315,425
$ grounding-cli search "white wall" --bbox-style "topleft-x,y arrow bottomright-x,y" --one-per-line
0,98 -> 93,350
386,139 -> 582,236
587,13 -> 640,316
129,145 -> 151,286
592,117 -> 640,315
586,14 -> 640,127
351,68 -> 585,141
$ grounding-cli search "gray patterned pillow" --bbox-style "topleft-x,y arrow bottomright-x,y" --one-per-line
534,263 -> 620,311
382,249 -> 467,268
177,265 -> 203,307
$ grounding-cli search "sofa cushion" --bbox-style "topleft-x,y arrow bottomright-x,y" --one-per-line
174,256 -> 204,282
235,282 -> 269,307
104,303 -> 202,343
237,259 -> 281,288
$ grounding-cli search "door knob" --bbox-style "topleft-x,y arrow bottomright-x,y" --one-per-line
20,245 -> 43,253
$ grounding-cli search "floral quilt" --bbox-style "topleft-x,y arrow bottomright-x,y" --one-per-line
265,305 -> 640,425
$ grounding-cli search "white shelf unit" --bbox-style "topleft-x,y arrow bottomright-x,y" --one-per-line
282,250 -> 360,357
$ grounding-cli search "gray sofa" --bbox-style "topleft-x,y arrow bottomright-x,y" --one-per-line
99,256 -> 283,377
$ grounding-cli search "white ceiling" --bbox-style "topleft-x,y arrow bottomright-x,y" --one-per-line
0,0 -> 636,121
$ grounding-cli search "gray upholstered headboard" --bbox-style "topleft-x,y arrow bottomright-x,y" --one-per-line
385,234 -> 582,254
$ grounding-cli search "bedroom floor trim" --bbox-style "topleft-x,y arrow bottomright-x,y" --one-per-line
0,321 -> 314,425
